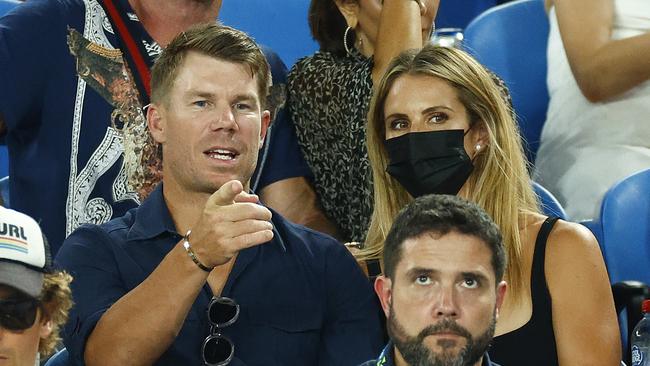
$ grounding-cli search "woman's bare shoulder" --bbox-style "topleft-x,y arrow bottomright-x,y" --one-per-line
546,219 -> 600,258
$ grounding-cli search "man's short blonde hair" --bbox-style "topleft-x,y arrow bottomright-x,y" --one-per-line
151,22 -> 271,109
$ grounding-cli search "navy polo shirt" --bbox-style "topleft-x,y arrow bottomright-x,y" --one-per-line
56,184 -> 383,365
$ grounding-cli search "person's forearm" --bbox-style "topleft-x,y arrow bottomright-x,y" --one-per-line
571,32 -> 650,102
554,0 -> 650,102
260,177 -> 342,240
372,0 -> 424,84
84,242 -> 209,366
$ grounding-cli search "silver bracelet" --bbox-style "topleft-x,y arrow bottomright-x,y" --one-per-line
182,230 -> 212,272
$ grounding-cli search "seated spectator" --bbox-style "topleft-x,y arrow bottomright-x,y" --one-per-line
0,0 -> 325,255
56,23 -> 383,366
533,0 -> 650,220
361,194 -> 507,366
287,0 -> 438,242
358,45 -> 621,365
0,207 -> 73,365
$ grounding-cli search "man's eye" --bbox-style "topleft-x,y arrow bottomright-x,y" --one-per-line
193,100 -> 208,108
461,278 -> 479,289
234,103 -> 251,111
415,275 -> 432,285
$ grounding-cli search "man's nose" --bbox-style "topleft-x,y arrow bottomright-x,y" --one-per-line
433,284 -> 459,318
209,104 -> 239,132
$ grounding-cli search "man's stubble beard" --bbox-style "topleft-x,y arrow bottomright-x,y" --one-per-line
387,303 -> 496,366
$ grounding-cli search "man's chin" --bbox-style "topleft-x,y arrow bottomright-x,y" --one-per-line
425,336 -> 466,354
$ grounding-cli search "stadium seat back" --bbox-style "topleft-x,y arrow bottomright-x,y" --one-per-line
532,181 -> 567,220
463,0 -> 549,162
597,168 -> 650,285
218,0 -> 319,68
436,0 -> 497,29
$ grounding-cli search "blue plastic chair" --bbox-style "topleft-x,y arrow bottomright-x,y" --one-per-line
463,0 -> 550,162
436,0 -> 497,29
592,168 -> 650,286
44,348 -> 69,366
218,0 -> 319,69
532,181 -> 567,220
580,168 -> 650,361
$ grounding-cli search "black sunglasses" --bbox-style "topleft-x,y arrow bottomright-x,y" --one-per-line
202,296 -> 240,366
0,297 -> 40,331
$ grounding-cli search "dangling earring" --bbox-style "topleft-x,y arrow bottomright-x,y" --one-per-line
343,26 -> 353,56
356,34 -> 364,54
475,144 -> 481,152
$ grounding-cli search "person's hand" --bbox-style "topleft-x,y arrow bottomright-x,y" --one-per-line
187,180 -> 274,268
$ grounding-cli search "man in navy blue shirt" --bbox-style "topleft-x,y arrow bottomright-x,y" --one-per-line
55,23 -> 383,366
0,0 -> 336,256
361,195 -> 506,366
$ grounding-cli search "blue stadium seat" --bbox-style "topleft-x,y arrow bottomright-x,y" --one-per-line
593,168 -> 650,286
532,181 -> 567,220
463,0 -> 549,162
580,168 -> 650,363
218,0 -> 319,69
44,348 -> 69,366
0,0 -> 19,15
436,0 -> 497,30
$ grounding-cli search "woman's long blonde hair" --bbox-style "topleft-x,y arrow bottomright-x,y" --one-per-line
358,45 -> 540,300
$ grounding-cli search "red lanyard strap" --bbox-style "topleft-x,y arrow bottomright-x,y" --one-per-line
99,0 -> 152,105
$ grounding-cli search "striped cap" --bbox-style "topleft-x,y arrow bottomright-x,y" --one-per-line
0,207 -> 50,298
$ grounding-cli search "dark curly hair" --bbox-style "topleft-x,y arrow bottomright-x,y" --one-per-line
383,194 -> 506,283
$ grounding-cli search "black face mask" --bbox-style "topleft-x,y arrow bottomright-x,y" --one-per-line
385,129 -> 474,198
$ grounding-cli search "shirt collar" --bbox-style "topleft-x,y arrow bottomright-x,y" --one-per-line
376,342 -> 395,366
126,183 -> 287,252
482,352 -> 498,366
127,183 -> 177,241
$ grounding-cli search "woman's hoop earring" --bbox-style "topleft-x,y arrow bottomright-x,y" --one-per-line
343,26 -> 353,56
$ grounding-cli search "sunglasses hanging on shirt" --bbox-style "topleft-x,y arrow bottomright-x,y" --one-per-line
202,296 -> 240,366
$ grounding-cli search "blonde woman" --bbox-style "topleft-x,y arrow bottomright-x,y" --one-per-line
357,45 -> 621,366
287,0 -> 438,242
